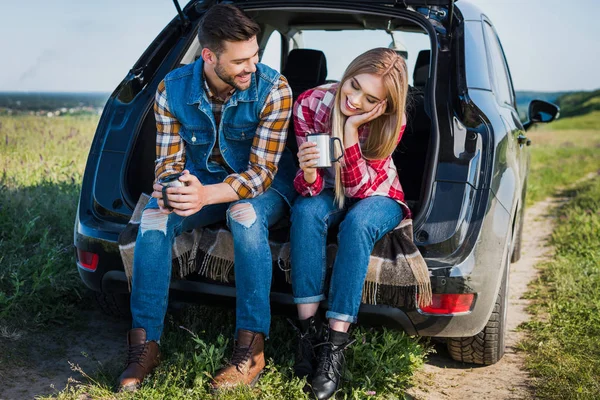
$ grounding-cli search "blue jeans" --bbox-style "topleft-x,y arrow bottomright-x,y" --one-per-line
131,188 -> 287,341
290,189 -> 403,324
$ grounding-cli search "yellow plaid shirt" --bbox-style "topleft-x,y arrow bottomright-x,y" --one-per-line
153,73 -> 292,199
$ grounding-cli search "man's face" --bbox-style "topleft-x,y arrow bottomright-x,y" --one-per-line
213,36 -> 259,91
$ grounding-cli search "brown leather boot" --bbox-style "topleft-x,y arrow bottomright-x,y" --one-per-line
211,329 -> 265,390
117,328 -> 161,392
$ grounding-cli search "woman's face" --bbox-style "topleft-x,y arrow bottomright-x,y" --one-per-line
339,73 -> 387,117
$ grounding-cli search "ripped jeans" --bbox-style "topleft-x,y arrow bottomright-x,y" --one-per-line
131,188 -> 287,341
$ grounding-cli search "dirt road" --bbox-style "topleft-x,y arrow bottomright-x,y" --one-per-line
0,195 -> 562,400
405,195 -> 564,400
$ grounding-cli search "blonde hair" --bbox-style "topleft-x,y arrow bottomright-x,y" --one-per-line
331,48 -> 409,208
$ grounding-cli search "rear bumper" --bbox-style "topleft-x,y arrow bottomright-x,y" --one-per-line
100,270 -> 419,335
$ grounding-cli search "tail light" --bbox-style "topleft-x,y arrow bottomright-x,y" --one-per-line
77,248 -> 99,272
418,293 -> 475,314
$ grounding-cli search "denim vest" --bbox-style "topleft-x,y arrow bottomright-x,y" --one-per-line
163,59 -> 297,205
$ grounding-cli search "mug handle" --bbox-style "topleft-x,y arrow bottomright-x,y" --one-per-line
162,185 -> 170,209
330,137 -> 344,162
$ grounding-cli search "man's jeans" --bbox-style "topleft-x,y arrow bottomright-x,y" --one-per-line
290,189 -> 403,324
131,188 -> 287,341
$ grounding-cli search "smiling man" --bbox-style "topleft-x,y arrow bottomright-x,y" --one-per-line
117,3 -> 296,391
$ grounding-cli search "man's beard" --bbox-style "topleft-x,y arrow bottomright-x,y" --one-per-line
214,61 -> 251,91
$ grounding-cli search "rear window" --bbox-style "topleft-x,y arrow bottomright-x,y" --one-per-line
280,30 -> 430,86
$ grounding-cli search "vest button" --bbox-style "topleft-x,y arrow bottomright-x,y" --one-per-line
241,132 -> 245,138
192,136 -> 197,142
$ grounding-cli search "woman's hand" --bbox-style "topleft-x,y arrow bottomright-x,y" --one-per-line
345,100 -> 387,131
297,141 -> 320,184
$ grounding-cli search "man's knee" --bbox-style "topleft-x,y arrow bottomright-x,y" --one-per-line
227,203 -> 257,229
140,208 -> 168,235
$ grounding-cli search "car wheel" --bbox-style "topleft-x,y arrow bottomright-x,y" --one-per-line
94,291 -> 131,318
447,267 -> 508,365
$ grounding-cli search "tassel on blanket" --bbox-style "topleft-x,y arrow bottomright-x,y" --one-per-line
377,284 -> 416,309
199,253 -> 235,282
361,281 -> 378,305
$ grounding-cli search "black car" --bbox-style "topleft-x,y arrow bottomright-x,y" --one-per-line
74,0 -> 559,366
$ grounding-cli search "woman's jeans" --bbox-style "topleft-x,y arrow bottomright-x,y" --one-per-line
290,189 -> 403,324
130,188 -> 287,342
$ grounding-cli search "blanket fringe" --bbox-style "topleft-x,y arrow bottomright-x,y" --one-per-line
199,253 -> 235,283
174,251 -> 194,279
361,281 -> 378,305
376,284 -> 416,308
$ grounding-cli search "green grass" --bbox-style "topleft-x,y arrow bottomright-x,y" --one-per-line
526,125 -> 600,205
520,177 -> 600,399
0,115 -> 99,327
544,111 -> 600,131
41,305 -> 427,399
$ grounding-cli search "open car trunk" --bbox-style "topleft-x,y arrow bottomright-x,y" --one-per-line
122,4 -> 438,222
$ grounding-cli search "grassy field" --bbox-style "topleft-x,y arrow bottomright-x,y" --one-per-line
525,115 -> 600,205
1,110 -> 599,399
0,115 -> 99,327
520,177 -> 600,399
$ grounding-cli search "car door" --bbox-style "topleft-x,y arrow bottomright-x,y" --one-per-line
482,19 -> 526,216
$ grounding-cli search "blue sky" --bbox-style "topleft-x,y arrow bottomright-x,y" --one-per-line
2,0 -> 598,92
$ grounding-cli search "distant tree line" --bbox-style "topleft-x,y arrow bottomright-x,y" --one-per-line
0,92 -> 109,112
553,89 -> 600,119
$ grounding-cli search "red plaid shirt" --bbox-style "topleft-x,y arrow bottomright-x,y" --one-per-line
293,83 -> 410,215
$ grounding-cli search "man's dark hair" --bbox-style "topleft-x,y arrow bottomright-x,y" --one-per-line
198,4 -> 261,56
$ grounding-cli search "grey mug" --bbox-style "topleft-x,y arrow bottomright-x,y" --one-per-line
306,133 -> 344,168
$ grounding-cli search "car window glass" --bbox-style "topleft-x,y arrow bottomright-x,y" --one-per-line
483,22 -> 514,107
260,31 -> 282,72
282,30 -> 430,86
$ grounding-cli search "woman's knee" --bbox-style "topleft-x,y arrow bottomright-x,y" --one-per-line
291,195 -> 334,224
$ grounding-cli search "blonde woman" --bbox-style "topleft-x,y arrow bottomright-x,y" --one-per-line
289,48 -> 410,399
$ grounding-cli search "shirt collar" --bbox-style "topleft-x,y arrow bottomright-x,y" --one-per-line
203,70 -> 235,102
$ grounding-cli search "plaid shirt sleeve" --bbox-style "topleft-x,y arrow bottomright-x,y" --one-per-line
293,89 -> 325,196
340,121 -> 407,199
154,80 -> 185,183
223,76 -> 292,198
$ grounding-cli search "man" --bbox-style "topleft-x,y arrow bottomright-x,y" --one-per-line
117,4 -> 296,391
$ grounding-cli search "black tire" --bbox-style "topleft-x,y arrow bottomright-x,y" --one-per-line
95,291 -> 132,318
447,270 -> 508,365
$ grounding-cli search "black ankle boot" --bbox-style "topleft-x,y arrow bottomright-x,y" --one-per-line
289,314 -> 324,380
311,326 -> 355,400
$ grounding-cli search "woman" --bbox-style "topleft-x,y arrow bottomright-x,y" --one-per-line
289,47 -> 410,399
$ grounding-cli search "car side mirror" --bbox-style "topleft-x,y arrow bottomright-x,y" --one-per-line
523,100 -> 560,131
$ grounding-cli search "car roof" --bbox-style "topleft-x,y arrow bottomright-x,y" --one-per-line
454,1 -> 485,21
230,0 -> 456,6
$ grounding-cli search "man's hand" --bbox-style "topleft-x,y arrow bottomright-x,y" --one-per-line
152,170 -> 210,217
